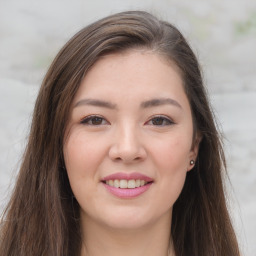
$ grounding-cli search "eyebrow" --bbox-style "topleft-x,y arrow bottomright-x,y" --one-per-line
141,98 -> 182,109
74,97 -> 182,110
74,98 -> 117,109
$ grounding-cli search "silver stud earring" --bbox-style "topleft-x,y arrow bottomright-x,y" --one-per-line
190,160 -> 195,165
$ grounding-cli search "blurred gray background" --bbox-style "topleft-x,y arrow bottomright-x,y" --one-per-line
0,0 -> 255,255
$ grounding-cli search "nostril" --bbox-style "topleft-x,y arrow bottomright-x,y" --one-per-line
113,157 -> 122,162
113,156 -> 143,163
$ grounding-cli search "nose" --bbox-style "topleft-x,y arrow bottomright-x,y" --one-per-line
108,124 -> 147,164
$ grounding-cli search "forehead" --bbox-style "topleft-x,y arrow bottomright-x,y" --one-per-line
74,50 -> 186,102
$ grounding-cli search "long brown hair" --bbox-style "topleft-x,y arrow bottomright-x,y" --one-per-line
0,11 -> 240,256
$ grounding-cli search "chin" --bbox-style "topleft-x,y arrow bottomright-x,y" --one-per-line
103,217 -> 150,230
96,206 -> 168,231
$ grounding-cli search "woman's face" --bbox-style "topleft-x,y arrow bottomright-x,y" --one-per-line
63,50 -> 199,230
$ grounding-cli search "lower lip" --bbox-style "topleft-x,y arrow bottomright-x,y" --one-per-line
102,182 -> 152,198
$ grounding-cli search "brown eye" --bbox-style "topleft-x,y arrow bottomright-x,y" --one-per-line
147,116 -> 174,126
81,116 -> 109,125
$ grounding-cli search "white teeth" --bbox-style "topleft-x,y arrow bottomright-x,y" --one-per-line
105,179 -> 149,188
127,180 -> 135,188
114,179 -> 119,188
120,180 -> 128,188
135,179 -> 140,187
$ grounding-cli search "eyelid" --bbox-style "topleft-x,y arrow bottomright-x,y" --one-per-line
80,115 -> 110,125
145,115 -> 175,126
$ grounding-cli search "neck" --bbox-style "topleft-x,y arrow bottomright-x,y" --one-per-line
80,212 -> 175,256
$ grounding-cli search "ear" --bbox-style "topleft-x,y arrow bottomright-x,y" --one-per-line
187,133 -> 202,171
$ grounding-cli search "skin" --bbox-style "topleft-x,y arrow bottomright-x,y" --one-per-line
63,50 -> 200,256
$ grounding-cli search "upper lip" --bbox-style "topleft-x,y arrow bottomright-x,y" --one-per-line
102,172 -> 153,182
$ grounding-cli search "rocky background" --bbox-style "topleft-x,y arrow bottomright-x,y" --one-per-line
0,0 -> 255,255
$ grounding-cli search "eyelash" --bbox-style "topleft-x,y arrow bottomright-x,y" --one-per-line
80,115 -> 109,126
80,115 -> 174,126
145,115 -> 174,126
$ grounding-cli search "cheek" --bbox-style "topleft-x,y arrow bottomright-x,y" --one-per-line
63,131 -> 105,203
152,133 -> 192,172
149,133 -> 191,206
64,131 -> 105,175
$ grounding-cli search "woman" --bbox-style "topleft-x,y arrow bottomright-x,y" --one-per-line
0,11 -> 240,256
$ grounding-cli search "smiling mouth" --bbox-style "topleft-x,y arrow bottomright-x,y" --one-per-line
102,179 -> 152,189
